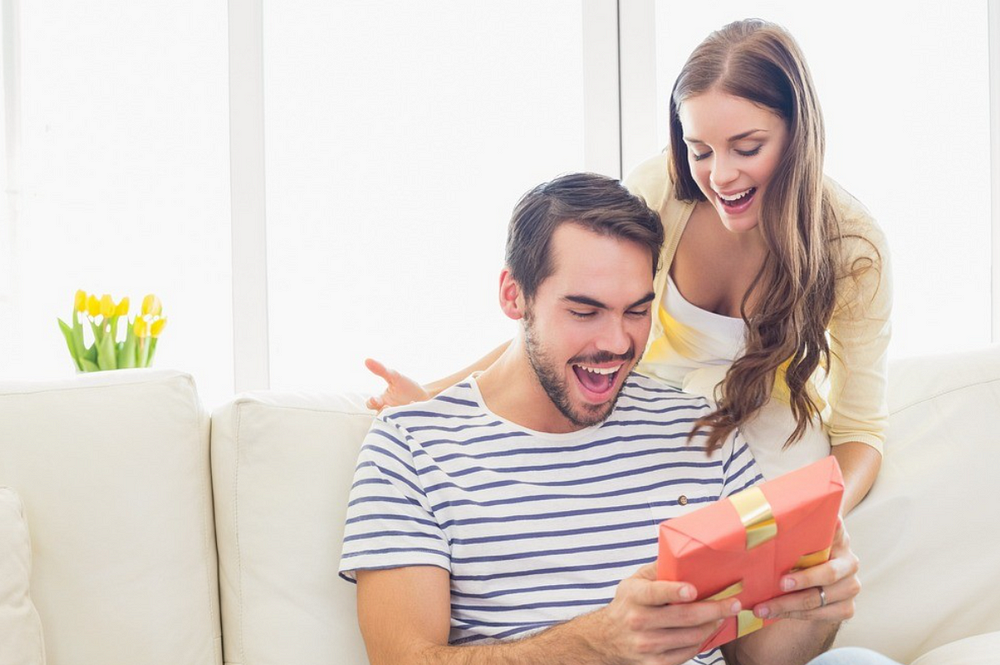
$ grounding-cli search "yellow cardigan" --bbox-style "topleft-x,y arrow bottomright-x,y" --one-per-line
625,153 -> 892,454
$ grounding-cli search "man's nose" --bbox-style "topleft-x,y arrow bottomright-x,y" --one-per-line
596,317 -> 631,356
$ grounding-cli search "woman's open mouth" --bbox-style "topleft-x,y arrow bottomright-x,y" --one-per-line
717,187 -> 757,214
571,363 -> 623,401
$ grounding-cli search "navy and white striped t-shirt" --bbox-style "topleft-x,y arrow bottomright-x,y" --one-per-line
340,372 -> 762,664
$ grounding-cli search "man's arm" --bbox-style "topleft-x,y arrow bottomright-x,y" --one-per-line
720,520 -> 860,665
356,562 -> 743,665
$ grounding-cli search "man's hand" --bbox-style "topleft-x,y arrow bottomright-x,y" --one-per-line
364,358 -> 430,412
720,519 -> 860,665
586,562 -> 743,665
750,518 -> 860,623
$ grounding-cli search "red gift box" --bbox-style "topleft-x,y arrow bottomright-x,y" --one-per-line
657,456 -> 844,651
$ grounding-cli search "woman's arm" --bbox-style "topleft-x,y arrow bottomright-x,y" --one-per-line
832,441 -> 882,513
365,341 -> 511,411
824,189 -> 893,512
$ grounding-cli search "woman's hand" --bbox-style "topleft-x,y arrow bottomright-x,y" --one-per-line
364,358 -> 430,412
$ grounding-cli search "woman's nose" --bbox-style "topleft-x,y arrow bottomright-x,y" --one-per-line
710,154 -> 739,190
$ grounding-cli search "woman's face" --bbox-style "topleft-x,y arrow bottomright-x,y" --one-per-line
678,88 -> 788,234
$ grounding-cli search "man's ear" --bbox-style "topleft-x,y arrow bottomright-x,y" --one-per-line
498,268 -> 526,321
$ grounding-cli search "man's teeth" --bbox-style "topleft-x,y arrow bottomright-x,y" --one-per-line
575,364 -> 622,375
719,188 -> 753,202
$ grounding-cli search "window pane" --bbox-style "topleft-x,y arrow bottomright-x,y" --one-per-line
0,2 -> 233,407
654,2 -> 992,358
265,1 -> 588,393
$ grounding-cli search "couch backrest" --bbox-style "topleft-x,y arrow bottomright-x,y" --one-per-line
837,345 -> 1000,662
0,369 -> 222,665
211,390 -> 374,665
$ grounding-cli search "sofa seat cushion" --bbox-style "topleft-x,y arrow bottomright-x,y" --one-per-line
910,631 -> 1000,665
0,488 -> 45,665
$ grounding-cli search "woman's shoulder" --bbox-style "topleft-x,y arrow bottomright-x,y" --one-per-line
823,177 -> 890,265
624,152 -> 673,212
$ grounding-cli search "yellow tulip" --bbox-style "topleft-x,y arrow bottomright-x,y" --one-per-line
74,290 -> 87,313
115,297 -> 130,317
141,294 -> 162,317
100,294 -> 115,318
150,317 -> 167,338
87,294 -> 101,317
133,316 -> 149,338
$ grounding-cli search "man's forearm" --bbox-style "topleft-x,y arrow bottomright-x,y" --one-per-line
722,619 -> 839,665
409,611 -> 609,665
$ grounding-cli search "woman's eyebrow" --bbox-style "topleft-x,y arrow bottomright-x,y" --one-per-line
683,128 -> 767,143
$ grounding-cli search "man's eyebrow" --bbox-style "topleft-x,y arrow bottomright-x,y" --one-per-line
683,129 -> 767,144
563,295 -> 608,309
563,292 -> 655,309
629,292 -> 656,309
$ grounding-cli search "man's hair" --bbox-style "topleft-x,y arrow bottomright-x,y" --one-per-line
504,173 -> 663,300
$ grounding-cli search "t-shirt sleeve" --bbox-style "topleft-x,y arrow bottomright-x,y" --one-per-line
719,428 -> 764,497
825,202 -> 893,455
338,417 -> 451,583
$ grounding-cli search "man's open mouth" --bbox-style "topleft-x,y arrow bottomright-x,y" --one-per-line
571,363 -> 623,400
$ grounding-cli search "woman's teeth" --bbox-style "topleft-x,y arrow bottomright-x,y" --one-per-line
719,188 -> 754,202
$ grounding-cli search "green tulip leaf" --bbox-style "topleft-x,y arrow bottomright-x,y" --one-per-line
147,337 -> 159,367
119,335 -> 137,369
80,358 -> 100,372
97,332 -> 118,371
58,319 -> 83,371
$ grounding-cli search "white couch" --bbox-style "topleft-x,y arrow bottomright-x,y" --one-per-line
1,347 -> 999,665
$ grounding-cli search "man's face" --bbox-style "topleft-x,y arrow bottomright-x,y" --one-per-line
522,224 -> 655,428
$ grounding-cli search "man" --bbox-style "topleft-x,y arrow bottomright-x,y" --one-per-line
340,173 -> 866,665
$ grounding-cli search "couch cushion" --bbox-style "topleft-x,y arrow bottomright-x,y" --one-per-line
910,631 -> 1000,665
0,370 -> 221,665
0,488 -> 45,665
836,346 -> 1000,662
211,390 -> 373,665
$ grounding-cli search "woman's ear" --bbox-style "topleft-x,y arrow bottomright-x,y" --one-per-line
498,268 -> 525,321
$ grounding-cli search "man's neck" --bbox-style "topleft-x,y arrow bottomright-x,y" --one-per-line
475,338 -> 583,435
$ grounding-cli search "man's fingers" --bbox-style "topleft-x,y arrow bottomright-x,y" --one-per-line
754,575 -> 860,621
630,578 -> 698,606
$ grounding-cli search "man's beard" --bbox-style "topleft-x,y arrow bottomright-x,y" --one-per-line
523,314 -> 633,428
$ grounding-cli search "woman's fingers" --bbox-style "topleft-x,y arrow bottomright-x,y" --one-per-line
364,358 -> 395,383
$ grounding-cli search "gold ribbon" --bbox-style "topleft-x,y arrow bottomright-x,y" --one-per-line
707,581 -> 743,601
793,546 -> 832,571
728,486 -> 777,550
738,610 -> 764,636
699,488 -> 778,640
706,582 -> 763,638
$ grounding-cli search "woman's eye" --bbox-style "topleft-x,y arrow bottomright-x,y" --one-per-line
691,150 -> 712,162
736,146 -> 762,157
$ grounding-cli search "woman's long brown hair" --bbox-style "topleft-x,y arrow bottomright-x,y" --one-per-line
669,19 -> 844,451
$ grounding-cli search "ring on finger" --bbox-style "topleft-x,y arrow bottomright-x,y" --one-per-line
818,587 -> 827,608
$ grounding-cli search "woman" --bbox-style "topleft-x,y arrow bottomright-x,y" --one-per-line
366,19 -> 891,513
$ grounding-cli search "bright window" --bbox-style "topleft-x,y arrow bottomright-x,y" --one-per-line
653,2 -> 992,358
263,1 -> 589,393
0,2 -> 233,406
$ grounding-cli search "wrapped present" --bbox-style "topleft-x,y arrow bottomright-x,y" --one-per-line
657,456 -> 844,651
